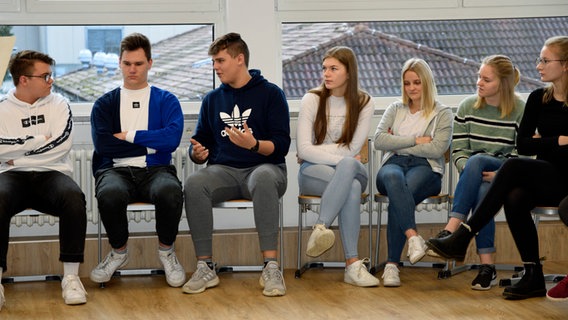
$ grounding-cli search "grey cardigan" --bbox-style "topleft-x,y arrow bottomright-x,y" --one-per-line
373,100 -> 453,175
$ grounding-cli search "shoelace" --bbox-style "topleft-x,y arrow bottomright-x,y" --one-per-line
163,252 -> 180,270
98,253 -> 119,271
192,264 -> 213,280
264,266 -> 283,282
478,265 -> 496,278
383,265 -> 399,278
64,276 -> 86,294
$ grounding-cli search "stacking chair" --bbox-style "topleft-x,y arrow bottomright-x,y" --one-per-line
295,139 -> 374,278
96,202 -> 165,288
212,198 -> 284,273
499,206 -> 566,287
369,149 -> 456,277
2,209 -> 63,283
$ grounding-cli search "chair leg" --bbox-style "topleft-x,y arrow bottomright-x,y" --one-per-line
295,204 -> 304,278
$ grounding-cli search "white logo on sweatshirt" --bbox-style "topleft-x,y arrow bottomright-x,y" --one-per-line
220,105 -> 253,137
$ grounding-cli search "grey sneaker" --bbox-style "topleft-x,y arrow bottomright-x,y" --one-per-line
182,261 -> 219,294
0,283 -> 5,311
90,250 -> 129,283
407,235 -> 427,264
159,249 -> 186,287
306,224 -> 335,257
61,275 -> 87,305
259,261 -> 286,297
344,258 -> 380,287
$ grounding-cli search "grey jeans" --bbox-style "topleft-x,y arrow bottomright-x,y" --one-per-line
184,163 -> 287,256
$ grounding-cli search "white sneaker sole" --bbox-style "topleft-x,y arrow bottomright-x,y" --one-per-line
182,276 -> 219,294
306,231 -> 335,257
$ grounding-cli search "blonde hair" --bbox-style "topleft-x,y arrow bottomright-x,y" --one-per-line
401,58 -> 438,117
474,55 -> 520,118
542,36 -> 568,107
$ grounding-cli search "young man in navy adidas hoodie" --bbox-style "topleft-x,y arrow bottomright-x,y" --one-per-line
90,33 -> 186,288
183,32 -> 290,297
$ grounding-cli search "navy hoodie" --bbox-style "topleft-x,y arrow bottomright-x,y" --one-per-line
191,69 -> 290,168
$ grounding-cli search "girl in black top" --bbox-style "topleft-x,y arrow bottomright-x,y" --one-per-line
427,35 -> 568,300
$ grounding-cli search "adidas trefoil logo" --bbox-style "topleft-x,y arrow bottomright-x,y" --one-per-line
220,105 -> 253,137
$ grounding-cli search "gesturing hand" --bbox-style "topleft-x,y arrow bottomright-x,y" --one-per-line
190,138 -> 209,162
225,122 -> 257,150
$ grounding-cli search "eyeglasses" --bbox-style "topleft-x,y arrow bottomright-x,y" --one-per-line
24,73 -> 53,83
535,57 -> 566,65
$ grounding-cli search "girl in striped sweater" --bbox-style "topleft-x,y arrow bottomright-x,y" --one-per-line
428,55 -> 524,290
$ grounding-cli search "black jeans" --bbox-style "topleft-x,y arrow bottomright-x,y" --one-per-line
95,165 -> 183,249
467,158 -> 568,263
0,171 -> 87,271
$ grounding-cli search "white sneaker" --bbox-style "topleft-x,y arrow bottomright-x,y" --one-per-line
382,263 -> 401,287
306,224 -> 335,257
90,250 -> 129,283
0,283 -> 5,311
159,249 -> 186,287
61,275 -> 87,305
183,261 -> 219,294
259,261 -> 286,296
407,235 -> 427,264
344,258 -> 380,287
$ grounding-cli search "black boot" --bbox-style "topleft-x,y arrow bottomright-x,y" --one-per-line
503,262 -> 546,300
425,223 -> 474,261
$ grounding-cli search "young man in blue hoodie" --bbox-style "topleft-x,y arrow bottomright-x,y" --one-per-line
90,33 -> 186,288
183,32 -> 291,297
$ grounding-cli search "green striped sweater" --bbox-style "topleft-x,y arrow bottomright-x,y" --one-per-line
452,95 -> 525,173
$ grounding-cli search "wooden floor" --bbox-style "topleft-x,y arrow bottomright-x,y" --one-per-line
1,262 -> 567,319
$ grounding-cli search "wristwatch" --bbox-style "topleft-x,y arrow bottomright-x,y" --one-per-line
250,139 -> 259,152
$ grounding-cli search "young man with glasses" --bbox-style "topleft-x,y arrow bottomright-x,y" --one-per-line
0,50 -> 88,309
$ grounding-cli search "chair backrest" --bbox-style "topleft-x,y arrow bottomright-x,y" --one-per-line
359,140 -> 369,164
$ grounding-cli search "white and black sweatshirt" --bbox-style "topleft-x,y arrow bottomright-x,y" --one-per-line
0,89 -> 73,175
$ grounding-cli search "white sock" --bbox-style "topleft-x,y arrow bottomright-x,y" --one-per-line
63,262 -> 80,276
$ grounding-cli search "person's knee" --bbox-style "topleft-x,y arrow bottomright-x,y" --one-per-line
184,172 -> 209,199
97,185 -> 128,208
337,157 -> 359,171
249,166 -> 286,195
156,183 -> 183,206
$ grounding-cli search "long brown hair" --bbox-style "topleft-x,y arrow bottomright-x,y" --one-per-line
309,46 -> 370,146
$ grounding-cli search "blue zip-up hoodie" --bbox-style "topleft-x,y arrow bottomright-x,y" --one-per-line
191,69 -> 290,168
91,86 -> 184,175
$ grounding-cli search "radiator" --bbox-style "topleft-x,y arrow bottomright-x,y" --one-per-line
10,146 -> 196,227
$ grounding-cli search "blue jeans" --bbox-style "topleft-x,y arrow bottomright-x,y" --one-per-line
451,154 -> 503,254
299,157 -> 368,259
376,155 -> 442,263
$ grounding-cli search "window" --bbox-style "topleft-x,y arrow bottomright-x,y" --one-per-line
86,28 -> 123,54
1,24 -> 214,103
281,17 -> 568,100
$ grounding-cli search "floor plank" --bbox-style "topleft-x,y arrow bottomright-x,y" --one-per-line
1,262 -> 567,319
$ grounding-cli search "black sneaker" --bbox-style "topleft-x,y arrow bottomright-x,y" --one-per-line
426,230 -> 452,258
471,264 -> 497,290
